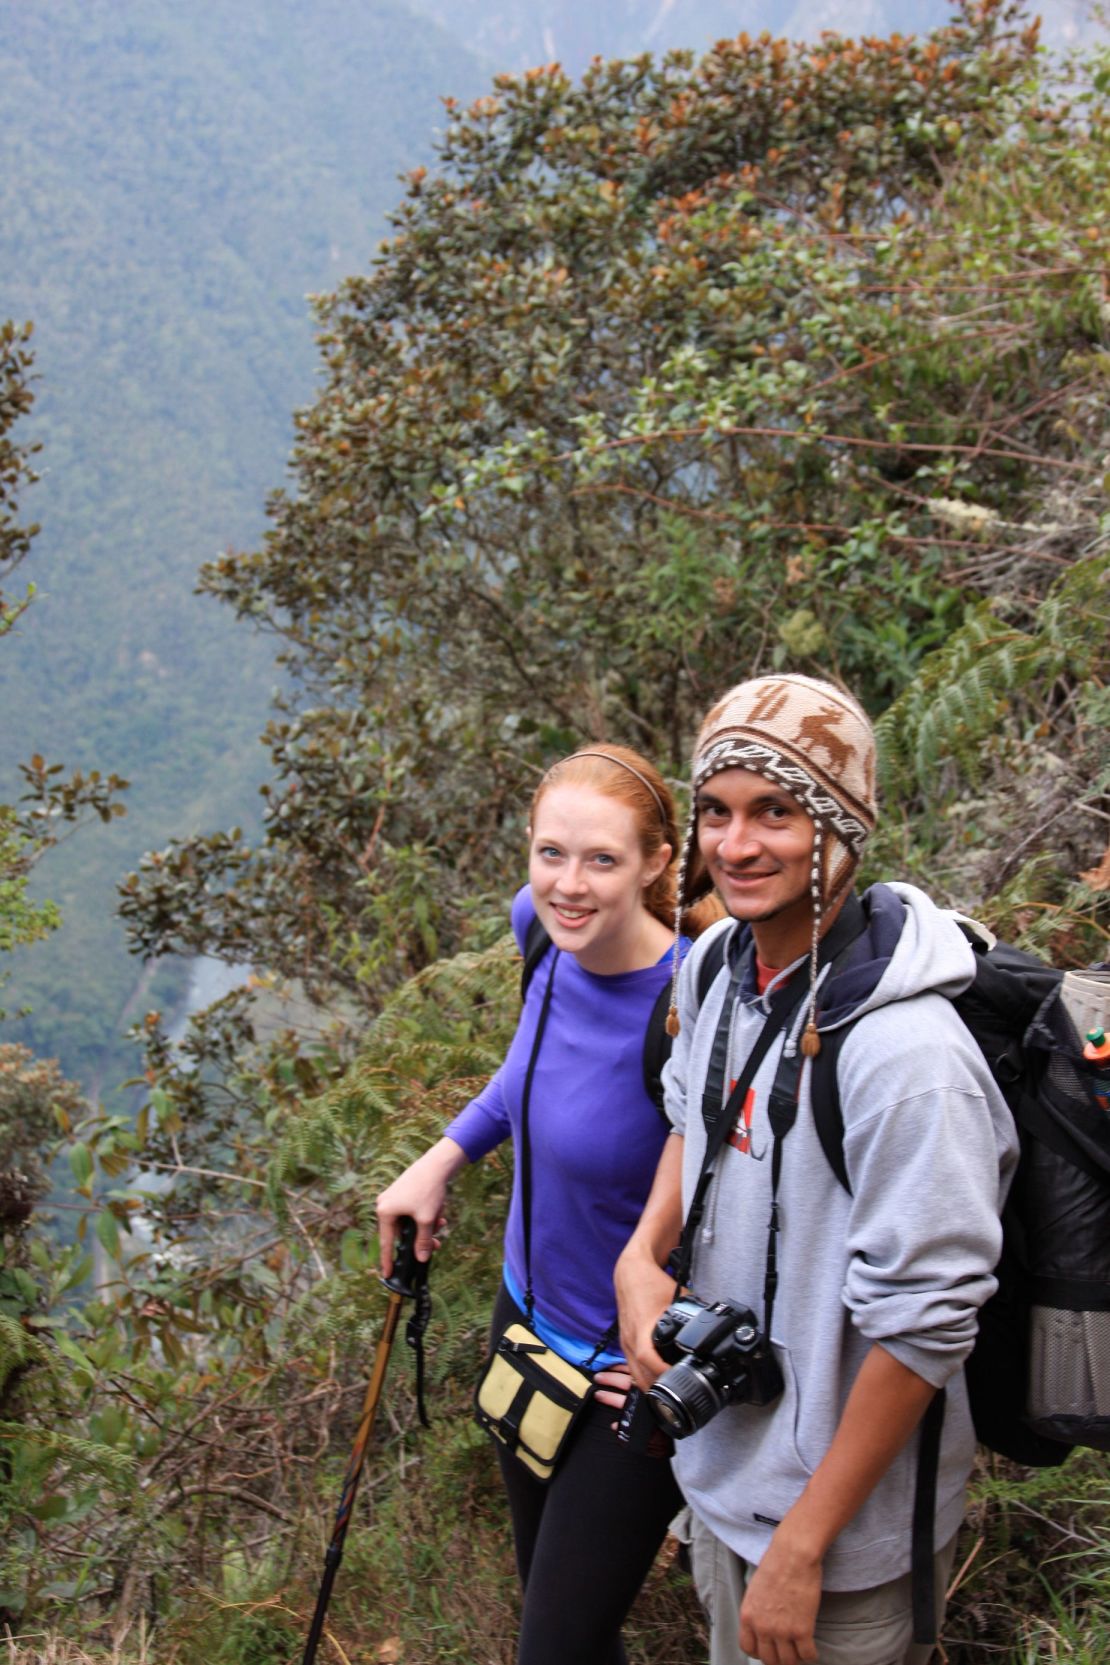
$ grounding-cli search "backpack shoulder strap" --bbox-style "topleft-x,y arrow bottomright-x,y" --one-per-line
639,928 -> 731,1121
804,921 -> 1058,1193
778,894 -> 874,1195
696,928 -> 730,1008
520,913 -> 551,1001
642,983 -> 674,1117
809,1030 -> 851,1193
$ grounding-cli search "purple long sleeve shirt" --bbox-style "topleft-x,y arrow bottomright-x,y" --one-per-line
446,887 -> 688,1359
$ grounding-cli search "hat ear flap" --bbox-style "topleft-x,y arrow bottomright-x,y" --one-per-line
823,837 -> 858,911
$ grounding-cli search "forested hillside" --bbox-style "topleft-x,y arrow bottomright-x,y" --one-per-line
0,2 -> 1107,1661
1,5 -> 1105,1661
0,0 -> 485,1091
415,0 -> 1094,72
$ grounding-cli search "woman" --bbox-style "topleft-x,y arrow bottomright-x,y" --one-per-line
376,745 -> 714,1665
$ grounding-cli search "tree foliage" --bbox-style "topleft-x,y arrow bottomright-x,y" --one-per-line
0,325 -> 129,992
0,320 -> 40,633
0,324 -> 134,1630
123,1 -> 1106,1019
0,326 -> 55,967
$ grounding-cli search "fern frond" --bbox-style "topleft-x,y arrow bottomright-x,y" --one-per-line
1037,548 -> 1110,676
0,1419 -> 137,1479
275,934 -> 519,1188
0,1311 -> 31,1387
877,582 -> 1076,797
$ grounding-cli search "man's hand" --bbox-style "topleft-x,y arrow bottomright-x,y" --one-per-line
738,1530 -> 821,1665
735,1345 -> 939,1664
614,1249 -> 675,1390
613,1132 -> 685,1390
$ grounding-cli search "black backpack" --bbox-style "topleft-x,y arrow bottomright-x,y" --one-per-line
520,915 -> 677,1117
693,892 -> 1110,1466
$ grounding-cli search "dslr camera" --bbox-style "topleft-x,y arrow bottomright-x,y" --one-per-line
619,1294 -> 782,1444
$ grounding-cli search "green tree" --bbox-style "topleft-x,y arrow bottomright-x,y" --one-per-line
122,2 -> 1105,1017
0,327 -> 133,1628
0,321 -> 40,633
0,322 -> 128,994
0,323 -> 55,971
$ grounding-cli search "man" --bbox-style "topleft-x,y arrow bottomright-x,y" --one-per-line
616,674 -> 1017,1665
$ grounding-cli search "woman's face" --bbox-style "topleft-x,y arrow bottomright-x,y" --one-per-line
528,783 -> 669,975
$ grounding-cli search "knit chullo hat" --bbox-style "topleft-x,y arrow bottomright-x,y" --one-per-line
668,673 -> 878,1055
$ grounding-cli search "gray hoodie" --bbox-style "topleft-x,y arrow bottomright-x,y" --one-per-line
665,881 -> 1019,1589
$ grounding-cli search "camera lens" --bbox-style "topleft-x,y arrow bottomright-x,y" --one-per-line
647,1360 -> 724,1439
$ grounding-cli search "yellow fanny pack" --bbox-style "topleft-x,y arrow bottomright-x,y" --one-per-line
474,1322 -> 594,1482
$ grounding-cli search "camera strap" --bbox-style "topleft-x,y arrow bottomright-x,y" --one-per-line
673,967 -> 805,1292
674,898 -> 868,1332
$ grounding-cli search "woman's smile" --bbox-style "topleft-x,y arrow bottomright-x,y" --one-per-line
550,902 -> 597,927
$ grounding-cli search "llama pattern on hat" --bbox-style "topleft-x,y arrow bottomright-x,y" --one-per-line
794,704 -> 854,778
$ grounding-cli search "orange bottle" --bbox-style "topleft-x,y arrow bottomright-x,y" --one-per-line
1083,1027 -> 1110,1112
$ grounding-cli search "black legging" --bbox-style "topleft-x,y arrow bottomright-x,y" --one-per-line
489,1282 -> 683,1665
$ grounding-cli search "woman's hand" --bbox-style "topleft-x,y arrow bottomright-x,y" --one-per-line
592,1361 -> 635,1412
376,1136 -> 468,1276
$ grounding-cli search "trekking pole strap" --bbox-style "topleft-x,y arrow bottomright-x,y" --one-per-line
406,1281 -> 433,1429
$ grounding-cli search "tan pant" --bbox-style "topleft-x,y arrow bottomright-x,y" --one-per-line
679,1508 -> 959,1665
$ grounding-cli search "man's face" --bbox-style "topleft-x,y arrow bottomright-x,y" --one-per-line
695,769 -> 817,957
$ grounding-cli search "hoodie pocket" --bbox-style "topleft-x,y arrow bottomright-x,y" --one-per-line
730,1340 -> 816,1526
778,1340 -> 819,1484
675,1340 -> 817,1531
783,1334 -> 849,1481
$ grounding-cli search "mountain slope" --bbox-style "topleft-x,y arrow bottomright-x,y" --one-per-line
413,0 -> 1097,74
0,0 -> 484,1086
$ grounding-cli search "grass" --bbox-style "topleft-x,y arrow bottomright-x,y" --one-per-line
146,1374 -> 707,1665
7,1428 -> 1106,1663
1,1627 -> 155,1665
942,1449 -> 1110,1662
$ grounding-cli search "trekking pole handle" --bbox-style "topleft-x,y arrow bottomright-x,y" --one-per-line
381,1214 -> 428,1299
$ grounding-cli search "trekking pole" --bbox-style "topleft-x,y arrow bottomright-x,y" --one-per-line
302,1214 -> 431,1665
